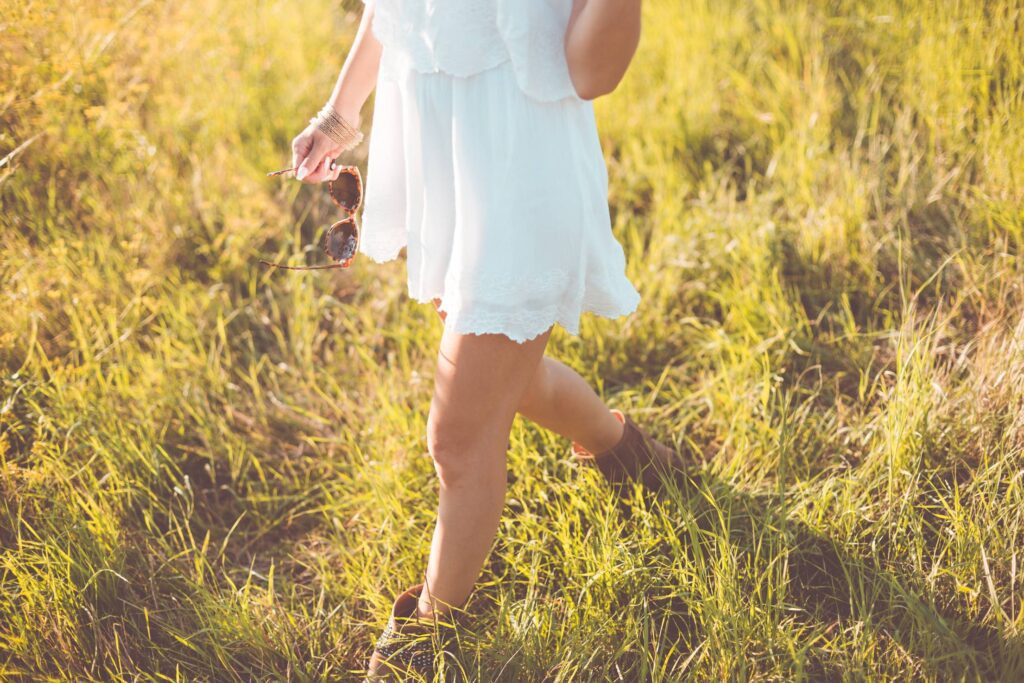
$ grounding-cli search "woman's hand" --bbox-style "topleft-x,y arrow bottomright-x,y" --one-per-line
291,0 -> 381,184
291,113 -> 360,184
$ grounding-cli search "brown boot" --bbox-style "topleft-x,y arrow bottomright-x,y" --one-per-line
571,409 -> 687,491
365,583 -> 462,682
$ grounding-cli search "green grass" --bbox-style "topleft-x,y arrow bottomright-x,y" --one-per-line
2,0 -> 1023,679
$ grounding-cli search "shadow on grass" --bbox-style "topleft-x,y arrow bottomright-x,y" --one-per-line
643,466 -> 1024,681
459,445 -> 1023,681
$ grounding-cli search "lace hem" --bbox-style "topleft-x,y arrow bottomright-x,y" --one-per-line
422,289 -> 641,344
360,239 -> 403,264
411,268 -> 642,343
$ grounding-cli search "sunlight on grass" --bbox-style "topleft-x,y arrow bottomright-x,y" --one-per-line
2,0 -> 1023,679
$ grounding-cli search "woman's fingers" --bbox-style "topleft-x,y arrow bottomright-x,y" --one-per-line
300,155 -> 336,184
291,130 -> 314,175
296,133 -> 335,182
328,159 -> 344,181
290,127 -> 344,183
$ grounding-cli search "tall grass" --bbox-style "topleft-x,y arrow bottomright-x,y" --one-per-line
2,0 -> 1022,679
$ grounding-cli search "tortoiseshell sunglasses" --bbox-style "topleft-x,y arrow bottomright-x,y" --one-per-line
259,164 -> 363,271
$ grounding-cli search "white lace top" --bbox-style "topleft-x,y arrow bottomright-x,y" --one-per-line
363,0 -> 579,102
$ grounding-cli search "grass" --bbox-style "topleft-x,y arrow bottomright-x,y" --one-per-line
2,0 -> 1023,679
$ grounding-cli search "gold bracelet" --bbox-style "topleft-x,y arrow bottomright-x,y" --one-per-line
310,103 -> 363,151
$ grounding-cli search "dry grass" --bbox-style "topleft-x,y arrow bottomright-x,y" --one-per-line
2,0 -> 1023,679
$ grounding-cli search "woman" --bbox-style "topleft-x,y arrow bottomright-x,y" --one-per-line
288,0 -> 688,678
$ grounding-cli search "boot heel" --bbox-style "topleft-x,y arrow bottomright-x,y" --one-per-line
571,409 -> 686,491
366,583 -> 464,682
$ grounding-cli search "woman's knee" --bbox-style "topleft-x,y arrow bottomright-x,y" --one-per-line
425,407 -> 500,485
425,326 -> 551,480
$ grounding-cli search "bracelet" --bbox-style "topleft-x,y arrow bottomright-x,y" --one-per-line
310,103 -> 363,151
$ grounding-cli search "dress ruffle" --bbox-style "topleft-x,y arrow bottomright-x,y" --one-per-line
495,0 -> 578,102
357,57 -> 641,344
366,0 -> 579,103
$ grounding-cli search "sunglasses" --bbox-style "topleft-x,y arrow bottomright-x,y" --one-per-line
259,164 -> 363,271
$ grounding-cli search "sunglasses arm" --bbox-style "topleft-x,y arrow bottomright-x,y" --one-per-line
259,259 -> 353,270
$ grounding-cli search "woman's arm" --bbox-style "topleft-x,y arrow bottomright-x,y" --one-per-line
325,0 -> 383,125
294,0 -> 383,182
564,0 -> 642,101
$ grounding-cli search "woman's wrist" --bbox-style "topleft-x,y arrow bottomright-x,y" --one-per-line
327,96 -> 362,127
310,101 -> 363,151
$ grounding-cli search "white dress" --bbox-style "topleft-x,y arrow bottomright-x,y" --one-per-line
357,0 -> 642,344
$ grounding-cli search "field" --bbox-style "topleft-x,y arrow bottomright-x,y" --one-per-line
2,0 -> 1023,680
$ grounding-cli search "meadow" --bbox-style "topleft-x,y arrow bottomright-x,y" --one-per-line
2,0 -> 1023,679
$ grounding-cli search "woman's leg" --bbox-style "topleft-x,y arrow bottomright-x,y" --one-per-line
515,355 -> 627,454
418,307 -> 552,620
431,298 -> 626,457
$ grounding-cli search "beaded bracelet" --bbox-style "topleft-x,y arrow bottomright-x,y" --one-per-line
310,103 -> 363,151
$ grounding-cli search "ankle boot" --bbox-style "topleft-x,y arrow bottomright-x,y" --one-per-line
365,583 -> 463,682
571,409 -> 687,491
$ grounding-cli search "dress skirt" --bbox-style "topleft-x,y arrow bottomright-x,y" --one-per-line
358,52 -> 642,344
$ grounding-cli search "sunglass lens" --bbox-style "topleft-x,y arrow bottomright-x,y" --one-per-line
329,169 -> 362,212
322,219 -> 359,263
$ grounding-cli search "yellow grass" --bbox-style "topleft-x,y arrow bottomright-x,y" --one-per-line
2,0 -> 1022,679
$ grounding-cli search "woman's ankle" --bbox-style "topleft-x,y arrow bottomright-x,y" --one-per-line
573,408 -> 626,456
415,589 -> 465,624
